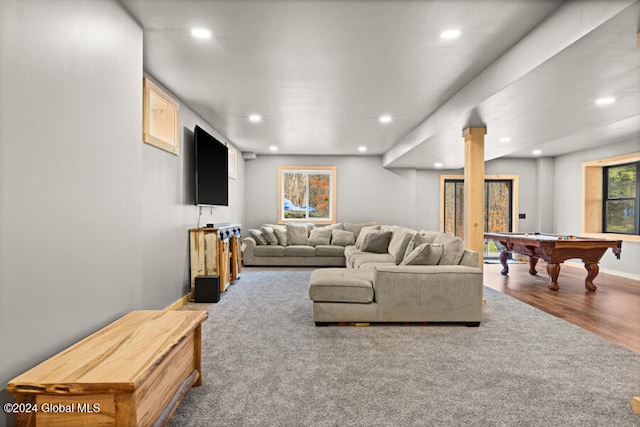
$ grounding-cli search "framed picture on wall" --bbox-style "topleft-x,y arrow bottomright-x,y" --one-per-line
143,77 -> 180,155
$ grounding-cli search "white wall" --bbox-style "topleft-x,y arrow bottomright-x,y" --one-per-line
485,158 -> 540,232
0,0 -> 142,423
244,155 -> 416,230
141,75 -> 245,308
0,1 -> 244,423
244,155 -> 543,235
535,157 -> 555,232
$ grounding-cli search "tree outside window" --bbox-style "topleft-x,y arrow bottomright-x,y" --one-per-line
604,162 -> 639,235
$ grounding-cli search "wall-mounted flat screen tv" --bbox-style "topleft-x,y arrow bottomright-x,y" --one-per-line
194,125 -> 228,206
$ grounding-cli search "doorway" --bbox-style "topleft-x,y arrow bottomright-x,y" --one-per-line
442,177 -> 517,258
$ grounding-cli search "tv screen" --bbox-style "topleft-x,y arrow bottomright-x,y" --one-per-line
194,125 -> 228,206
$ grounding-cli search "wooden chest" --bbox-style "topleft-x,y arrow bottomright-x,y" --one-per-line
6,310 -> 207,426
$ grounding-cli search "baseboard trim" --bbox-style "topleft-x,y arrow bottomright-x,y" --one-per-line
165,294 -> 192,311
564,260 -> 640,281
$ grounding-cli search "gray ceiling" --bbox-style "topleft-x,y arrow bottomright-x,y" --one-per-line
120,0 -> 640,169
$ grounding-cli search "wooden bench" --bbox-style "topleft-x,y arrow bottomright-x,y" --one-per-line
6,310 -> 207,426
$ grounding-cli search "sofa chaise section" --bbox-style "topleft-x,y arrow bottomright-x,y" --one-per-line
309,263 -> 483,325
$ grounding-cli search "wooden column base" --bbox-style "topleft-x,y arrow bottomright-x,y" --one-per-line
633,396 -> 640,415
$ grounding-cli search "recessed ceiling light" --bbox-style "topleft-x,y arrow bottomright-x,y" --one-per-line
499,137 -> 511,143
434,162 -> 443,168
269,146 -> 278,152
191,28 -> 212,39
440,29 -> 461,40
358,146 -> 367,153
379,115 -> 392,124
595,97 -> 616,106
248,114 -> 262,123
532,149 -> 542,156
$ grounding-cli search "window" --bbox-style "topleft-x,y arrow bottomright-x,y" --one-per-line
583,152 -> 640,242
603,162 -> 639,235
278,166 -> 336,224
443,179 -> 513,238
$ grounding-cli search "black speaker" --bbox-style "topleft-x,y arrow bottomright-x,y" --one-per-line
195,275 -> 220,303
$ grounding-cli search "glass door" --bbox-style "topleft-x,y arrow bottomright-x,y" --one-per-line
484,180 -> 512,258
443,179 -> 513,258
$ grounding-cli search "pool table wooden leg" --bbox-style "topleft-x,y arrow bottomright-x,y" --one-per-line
546,263 -> 560,291
499,250 -> 509,275
584,262 -> 599,291
528,257 -> 539,275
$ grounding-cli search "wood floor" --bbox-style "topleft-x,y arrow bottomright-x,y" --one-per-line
484,261 -> 640,354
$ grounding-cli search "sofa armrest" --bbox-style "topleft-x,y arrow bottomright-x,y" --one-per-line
242,237 -> 257,264
371,265 -> 484,320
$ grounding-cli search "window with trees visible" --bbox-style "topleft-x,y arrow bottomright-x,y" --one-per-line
443,179 -> 513,237
603,162 -> 639,235
278,166 -> 336,224
583,153 -> 640,242
442,177 -> 517,257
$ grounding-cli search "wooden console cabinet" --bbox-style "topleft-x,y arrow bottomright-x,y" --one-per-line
189,225 -> 242,296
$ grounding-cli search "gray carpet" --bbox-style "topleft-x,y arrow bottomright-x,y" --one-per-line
170,269 -> 640,426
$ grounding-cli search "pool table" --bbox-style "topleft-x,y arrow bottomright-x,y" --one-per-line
484,232 -> 622,291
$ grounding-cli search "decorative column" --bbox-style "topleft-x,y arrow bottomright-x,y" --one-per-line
463,127 -> 487,268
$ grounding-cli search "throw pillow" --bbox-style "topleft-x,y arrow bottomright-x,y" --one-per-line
403,230 -> 442,260
286,222 -> 315,235
416,230 -> 441,244
360,230 -> 392,253
355,225 -> 381,249
273,227 -> 288,246
433,233 -> 465,265
308,227 -> 332,246
248,229 -> 268,245
400,243 -> 444,266
331,229 -> 355,246
344,221 -> 377,239
286,223 -> 309,245
260,226 -> 278,245
387,227 -> 416,265
324,223 -> 344,230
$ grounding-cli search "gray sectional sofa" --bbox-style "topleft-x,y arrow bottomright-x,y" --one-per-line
243,222 -> 376,267
243,222 -> 484,326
